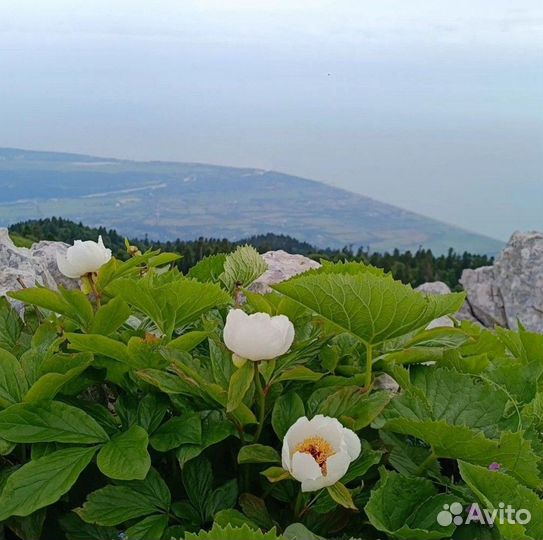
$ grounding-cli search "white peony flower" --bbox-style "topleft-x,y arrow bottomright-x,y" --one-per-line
282,415 -> 361,492
223,309 -> 295,362
56,236 -> 112,278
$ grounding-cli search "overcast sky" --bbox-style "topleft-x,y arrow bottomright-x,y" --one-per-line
0,0 -> 541,240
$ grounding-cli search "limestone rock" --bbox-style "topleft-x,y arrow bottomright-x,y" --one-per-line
460,231 -> 543,331
0,229 -> 79,302
416,281 -> 452,296
415,281 -> 455,328
250,250 -> 321,294
459,266 -> 506,327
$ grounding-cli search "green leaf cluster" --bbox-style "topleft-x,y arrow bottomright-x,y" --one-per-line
0,251 -> 540,540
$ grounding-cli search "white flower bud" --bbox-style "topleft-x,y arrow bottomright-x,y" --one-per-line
223,309 -> 295,362
56,236 -> 112,278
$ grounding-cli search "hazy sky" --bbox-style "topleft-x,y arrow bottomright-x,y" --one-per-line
1,0 -> 542,240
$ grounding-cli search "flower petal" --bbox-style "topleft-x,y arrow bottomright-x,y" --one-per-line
284,416 -> 314,451
343,427 -> 361,460
324,450 -> 351,485
301,476 -> 329,492
291,451 -> 322,482
56,251 -> 83,279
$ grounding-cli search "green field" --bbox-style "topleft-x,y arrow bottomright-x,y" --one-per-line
0,147 -> 503,254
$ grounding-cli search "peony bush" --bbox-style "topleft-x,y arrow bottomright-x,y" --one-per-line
0,241 -> 541,540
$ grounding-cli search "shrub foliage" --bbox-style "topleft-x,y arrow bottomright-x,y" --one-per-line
0,244 -> 541,540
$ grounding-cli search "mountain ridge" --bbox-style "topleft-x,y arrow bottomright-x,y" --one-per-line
0,147 -> 503,255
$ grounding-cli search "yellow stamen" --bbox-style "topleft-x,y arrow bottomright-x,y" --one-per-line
295,436 -> 335,475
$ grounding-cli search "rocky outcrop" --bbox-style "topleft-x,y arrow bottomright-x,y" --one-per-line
460,231 -> 543,332
0,229 -> 79,301
250,250 -> 321,294
2,227 -> 542,332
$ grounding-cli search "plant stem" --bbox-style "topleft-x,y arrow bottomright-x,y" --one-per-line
253,362 -> 266,442
294,491 -> 304,517
298,489 -> 324,518
234,281 -> 243,308
415,450 -> 437,476
87,272 -> 101,309
365,343 -> 373,389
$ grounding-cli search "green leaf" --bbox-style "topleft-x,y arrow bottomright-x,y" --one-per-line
136,393 -> 169,434
187,254 -> 227,283
125,514 -> 168,540
23,356 -> 92,402
379,432 -> 440,477
9,287 -> 93,329
77,468 -> 170,526
148,252 -> 181,267
227,361 -> 254,413
214,509 -> 259,530
388,366 -> 510,437
97,425 -> 150,480
162,276 -> 233,329
6,508 -> 46,540
168,330 -> 211,352
184,523 -> 282,540
273,365 -> 323,383
176,411 -> 235,466
206,479 -> 238,520
58,288 -> 94,329
90,296 -> 130,335
271,391 -> 305,439
384,419 -> 542,489
238,444 -> 281,464
109,277 -> 231,337
0,446 -> 97,520
0,400 -> 109,443
150,413 -> 202,452
209,338 -> 234,389
404,326 -> 471,349
0,436 -> 15,455
342,441 -> 383,483
77,486 -> 159,526
0,297 -> 22,351
0,348 -> 28,407
317,387 -> 391,430
120,467 -> 171,510
106,278 -> 163,330
459,461 -> 543,540
65,333 -> 130,364
326,481 -> 357,510
273,272 -> 465,345
317,259 -> 388,277
59,514 -> 118,540
239,493 -> 274,529
365,469 -> 458,540
219,245 -> 267,292
127,336 -> 169,370
519,326 -> 543,363
183,455 -> 213,521
136,368 -> 198,395
283,523 -> 325,540
260,466 -> 292,483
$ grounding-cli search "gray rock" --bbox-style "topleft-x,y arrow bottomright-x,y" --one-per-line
250,250 -> 321,294
460,231 -> 543,331
415,281 -> 455,328
416,281 -> 452,296
0,229 -> 79,303
459,266 -> 506,327
373,373 -> 400,393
